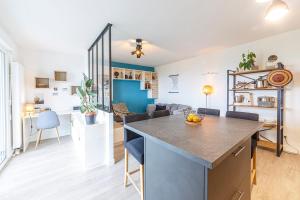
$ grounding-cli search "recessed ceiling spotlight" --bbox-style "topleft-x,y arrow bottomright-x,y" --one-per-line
256,0 -> 271,3
265,0 -> 289,21
131,39 -> 144,58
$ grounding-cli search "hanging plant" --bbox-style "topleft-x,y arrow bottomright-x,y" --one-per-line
239,51 -> 256,71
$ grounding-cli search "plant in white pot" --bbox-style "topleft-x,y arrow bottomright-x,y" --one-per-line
76,74 -> 97,125
239,51 -> 257,71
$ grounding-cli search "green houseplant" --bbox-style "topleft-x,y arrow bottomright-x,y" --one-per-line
239,51 -> 256,71
76,74 -> 97,125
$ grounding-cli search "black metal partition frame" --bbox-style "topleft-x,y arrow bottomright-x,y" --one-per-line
88,23 -> 112,113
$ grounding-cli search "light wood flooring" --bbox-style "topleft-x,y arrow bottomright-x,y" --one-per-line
0,136 -> 299,200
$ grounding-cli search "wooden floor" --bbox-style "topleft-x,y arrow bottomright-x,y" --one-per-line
0,136 -> 299,200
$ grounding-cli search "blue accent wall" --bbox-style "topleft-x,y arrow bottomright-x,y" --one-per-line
112,62 -> 155,113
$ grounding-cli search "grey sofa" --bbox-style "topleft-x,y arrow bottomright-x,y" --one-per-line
147,103 -> 192,116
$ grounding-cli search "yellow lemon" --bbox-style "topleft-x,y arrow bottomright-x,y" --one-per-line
187,115 -> 194,122
193,116 -> 201,123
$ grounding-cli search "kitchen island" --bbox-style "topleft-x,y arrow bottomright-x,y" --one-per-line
124,114 -> 262,200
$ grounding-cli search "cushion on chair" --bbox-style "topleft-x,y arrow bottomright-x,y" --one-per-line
197,108 -> 220,116
125,137 -> 144,165
112,103 -> 131,118
226,111 -> 259,121
123,113 -> 149,143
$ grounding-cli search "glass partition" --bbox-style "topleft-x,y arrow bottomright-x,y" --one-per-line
88,23 -> 112,113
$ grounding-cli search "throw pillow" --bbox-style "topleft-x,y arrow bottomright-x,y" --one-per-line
156,105 -> 166,111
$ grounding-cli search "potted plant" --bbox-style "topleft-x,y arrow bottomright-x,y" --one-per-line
239,51 -> 257,71
76,74 -> 97,125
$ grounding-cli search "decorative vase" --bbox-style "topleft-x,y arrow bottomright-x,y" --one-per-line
34,96 -> 40,104
114,71 -> 119,78
85,112 -> 97,125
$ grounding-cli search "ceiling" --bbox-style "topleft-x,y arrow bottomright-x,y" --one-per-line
0,0 -> 300,66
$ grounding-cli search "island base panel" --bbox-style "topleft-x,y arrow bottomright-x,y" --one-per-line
145,138 -> 206,200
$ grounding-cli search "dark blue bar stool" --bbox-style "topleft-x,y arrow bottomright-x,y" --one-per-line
123,113 -> 149,200
197,107 -> 220,116
226,111 -> 259,186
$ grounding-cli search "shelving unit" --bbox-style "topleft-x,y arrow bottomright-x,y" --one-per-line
227,68 -> 284,157
112,67 -> 158,99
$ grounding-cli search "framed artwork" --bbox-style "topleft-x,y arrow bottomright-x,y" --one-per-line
55,71 -> 67,81
168,74 -> 179,93
71,86 -> 79,95
35,78 -> 49,88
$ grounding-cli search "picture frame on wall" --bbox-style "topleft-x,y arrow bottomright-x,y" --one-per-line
35,78 -> 49,88
55,71 -> 67,81
71,86 -> 79,95
168,74 -> 179,93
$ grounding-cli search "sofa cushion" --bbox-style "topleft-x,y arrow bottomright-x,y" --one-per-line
155,105 -> 166,111
169,104 -> 179,114
177,104 -> 190,110
147,104 -> 156,116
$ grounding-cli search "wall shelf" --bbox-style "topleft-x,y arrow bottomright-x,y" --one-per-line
229,104 -> 278,109
227,68 -> 284,157
228,68 -> 276,75
112,67 -> 158,99
230,88 -> 278,91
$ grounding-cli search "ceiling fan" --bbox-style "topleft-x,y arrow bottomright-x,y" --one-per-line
131,39 -> 144,58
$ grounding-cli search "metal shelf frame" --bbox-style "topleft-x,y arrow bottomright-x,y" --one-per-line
227,68 -> 284,156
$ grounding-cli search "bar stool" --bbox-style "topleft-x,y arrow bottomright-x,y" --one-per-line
123,113 -> 149,200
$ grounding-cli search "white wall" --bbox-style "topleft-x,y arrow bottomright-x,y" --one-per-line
18,49 -> 86,140
156,29 -> 300,153
20,49 -> 86,111
0,26 -> 18,59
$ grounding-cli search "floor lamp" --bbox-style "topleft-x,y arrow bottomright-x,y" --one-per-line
202,85 -> 213,115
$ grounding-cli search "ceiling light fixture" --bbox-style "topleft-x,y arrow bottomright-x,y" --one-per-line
265,0 -> 289,21
131,39 -> 144,58
256,0 -> 271,3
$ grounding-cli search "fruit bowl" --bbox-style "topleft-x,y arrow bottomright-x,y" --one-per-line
185,113 -> 203,126
185,120 -> 202,126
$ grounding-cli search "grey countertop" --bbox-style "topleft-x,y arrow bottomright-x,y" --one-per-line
124,114 -> 263,169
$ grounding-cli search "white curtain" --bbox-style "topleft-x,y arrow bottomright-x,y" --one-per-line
0,49 -> 11,168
